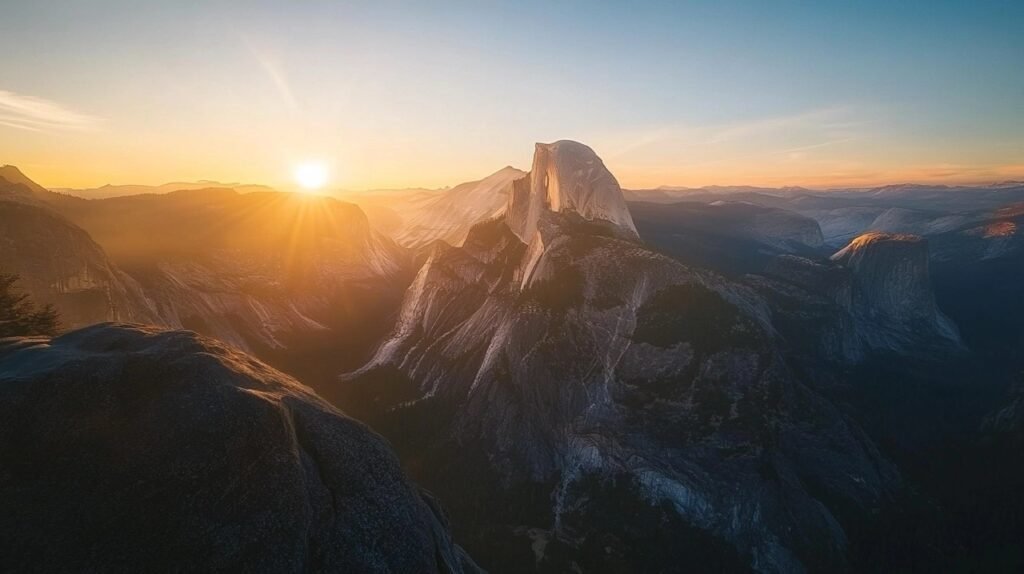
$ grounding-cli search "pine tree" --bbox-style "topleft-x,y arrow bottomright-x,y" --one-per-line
0,272 -> 60,337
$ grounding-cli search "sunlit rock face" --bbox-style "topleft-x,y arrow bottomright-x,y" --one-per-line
343,142 -> 897,573
0,165 -> 49,198
506,140 -> 638,244
395,166 -> 527,248
832,233 -> 933,319
2,166 -> 410,361
928,202 -> 1024,262
747,233 -> 962,364
0,323 -> 478,573
866,207 -> 971,237
44,189 -> 411,359
831,232 -> 961,350
0,197 -> 157,328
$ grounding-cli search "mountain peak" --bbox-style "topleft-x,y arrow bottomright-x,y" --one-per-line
496,165 -> 522,175
831,231 -> 924,260
0,165 -> 48,195
506,140 -> 637,243
832,232 -> 961,347
482,165 -> 527,184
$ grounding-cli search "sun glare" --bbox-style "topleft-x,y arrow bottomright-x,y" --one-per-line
293,162 -> 329,191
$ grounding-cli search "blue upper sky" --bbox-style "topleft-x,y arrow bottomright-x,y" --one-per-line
1,0 -> 1022,189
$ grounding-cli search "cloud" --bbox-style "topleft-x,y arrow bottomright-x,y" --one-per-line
599,106 -> 865,163
254,52 -> 298,113
703,107 -> 858,144
239,35 -> 298,113
0,90 -> 102,132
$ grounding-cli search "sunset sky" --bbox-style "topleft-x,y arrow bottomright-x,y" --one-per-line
2,0 -> 1022,191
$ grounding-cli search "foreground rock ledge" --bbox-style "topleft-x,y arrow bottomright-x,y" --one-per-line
0,323 -> 478,573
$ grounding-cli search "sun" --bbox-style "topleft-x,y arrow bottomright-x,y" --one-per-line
293,161 -> 329,191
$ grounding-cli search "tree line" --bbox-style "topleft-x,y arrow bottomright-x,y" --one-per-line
0,271 -> 60,337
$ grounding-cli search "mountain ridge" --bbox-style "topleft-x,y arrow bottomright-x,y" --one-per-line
341,141 -> 899,572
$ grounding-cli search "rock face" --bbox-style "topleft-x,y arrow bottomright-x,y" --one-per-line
506,140 -> 637,244
348,141 -> 636,250
1,167 -> 410,360
929,203 -> 1024,262
392,166 -> 527,247
926,205 -> 1024,356
0,165 -> 48,197
33,183 -> 410,363
343,167 -> 528,249
832,233 -> 933,321
0,323 -> 477,573
736,202 -> 825,249
866,207 -> 970,237
342,142 -> 897,572
746,255 -> 865,363
745,233 -> 962,364
0,202 -> 155,326
831,232 -> 960,349
0,181 -> 157,328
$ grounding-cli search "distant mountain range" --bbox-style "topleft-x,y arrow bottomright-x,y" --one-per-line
51,180 -> 278,199
0,166 -> 410,378
41,164 -> 1023,249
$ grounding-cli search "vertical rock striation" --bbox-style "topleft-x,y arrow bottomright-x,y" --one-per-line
832,232 -> 961,350
344,141 -> 898,573
506,140 -> 638,244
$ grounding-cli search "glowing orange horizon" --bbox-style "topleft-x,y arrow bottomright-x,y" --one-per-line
15,156 -> 1024,196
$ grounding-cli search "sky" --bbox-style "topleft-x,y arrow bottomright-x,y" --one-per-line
1,0 -> 1023,191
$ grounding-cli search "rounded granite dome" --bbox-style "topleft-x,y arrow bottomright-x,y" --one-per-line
831,231 -> 924,261
0,323 -> 477,573
506,139 -> 638,244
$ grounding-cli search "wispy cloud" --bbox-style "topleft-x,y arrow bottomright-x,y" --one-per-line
0,90 -> 102,132
239,35 -> 298,113
705,106 -> 859,144
602,106 -> 864,160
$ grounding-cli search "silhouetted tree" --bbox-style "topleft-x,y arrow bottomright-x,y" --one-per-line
0,272 -> 60,337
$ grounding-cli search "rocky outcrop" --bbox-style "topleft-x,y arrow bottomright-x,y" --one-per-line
747,233 -> 962,363
0,165 -> 48,198
506,140 -> 637,244
866,207 -> 970,237
0,323 -> 477,573
342,142 -> 897,573
747,255 -> 865,362
929,203 -> 1024,262
831,232 -> 961,349
926,206 -> 1024,357
832,233 -> 932,320
0,199 -> 157,328
1,167 -> 410,361
392,166 -> 527,247
43,186 -> 410,359
741,203 -> 825,249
